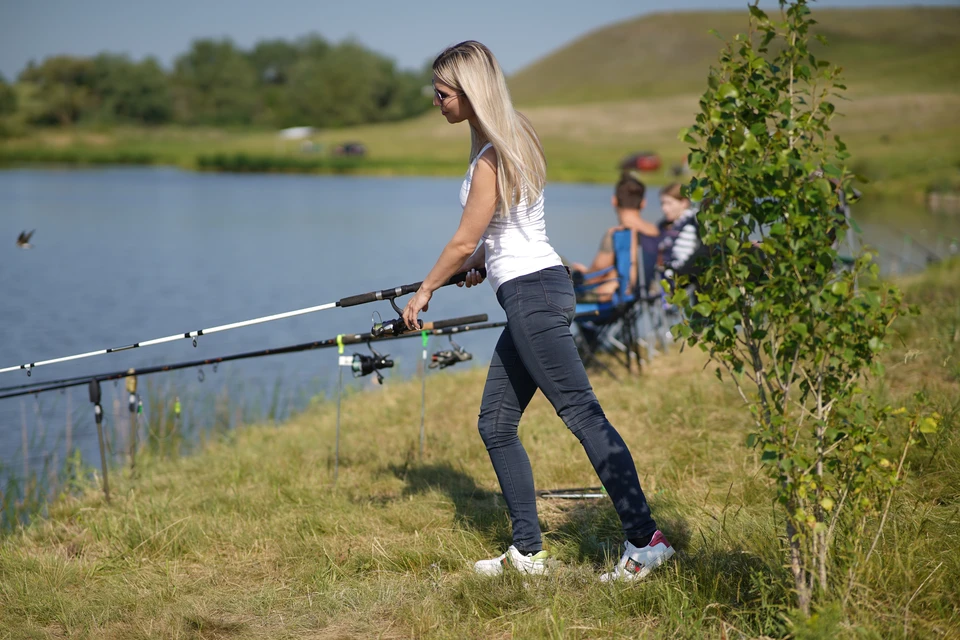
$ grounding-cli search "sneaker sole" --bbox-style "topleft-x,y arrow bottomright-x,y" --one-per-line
636,546 -> 675,579
474,562 -> 553,577
600,546 -> 675,582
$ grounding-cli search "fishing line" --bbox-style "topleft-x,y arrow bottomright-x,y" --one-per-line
1,269 -> 487,376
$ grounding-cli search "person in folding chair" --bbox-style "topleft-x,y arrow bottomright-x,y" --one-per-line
568,172 -> 662,374
569,171 -> 660,302
655,183 -> 704,321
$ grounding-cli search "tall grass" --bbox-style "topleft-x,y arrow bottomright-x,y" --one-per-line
1,260 -> 957,638
0,376 -> 299,533
0,146 -> 156,166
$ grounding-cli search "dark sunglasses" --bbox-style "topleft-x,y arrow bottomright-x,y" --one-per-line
435,88 -> 464,103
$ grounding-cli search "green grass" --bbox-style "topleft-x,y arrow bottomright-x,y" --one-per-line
1,260 -> 958,638
3,89 -> 958,197
509,7 -> 960,106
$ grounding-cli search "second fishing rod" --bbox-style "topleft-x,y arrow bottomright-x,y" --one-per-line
0,315 -> 506,401
0,269 -> 488,376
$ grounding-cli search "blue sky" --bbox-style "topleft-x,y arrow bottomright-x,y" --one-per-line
1,0 -> 957,80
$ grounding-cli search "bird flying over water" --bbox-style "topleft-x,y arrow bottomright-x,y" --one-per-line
16,230 -> 35,249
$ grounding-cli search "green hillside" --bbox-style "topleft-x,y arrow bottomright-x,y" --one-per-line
510,7 -> 960,105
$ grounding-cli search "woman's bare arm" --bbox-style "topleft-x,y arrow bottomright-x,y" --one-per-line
402,147 -> 498,328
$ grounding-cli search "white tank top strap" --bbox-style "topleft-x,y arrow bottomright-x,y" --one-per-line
472,143 -> 494,168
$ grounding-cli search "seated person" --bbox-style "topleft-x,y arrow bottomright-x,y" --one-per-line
569,171 -> 661,302
656,182 -> 703,286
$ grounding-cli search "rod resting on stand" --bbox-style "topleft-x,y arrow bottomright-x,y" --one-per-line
88,379 -> 110,503
126,371 -> 137,473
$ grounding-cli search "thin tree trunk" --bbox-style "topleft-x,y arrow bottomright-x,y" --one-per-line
815,416 -> 828,593
787,517 -> 811,616
818,529 -> 828,593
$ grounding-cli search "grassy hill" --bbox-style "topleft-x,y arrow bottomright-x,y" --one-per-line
510,7 -> 960,105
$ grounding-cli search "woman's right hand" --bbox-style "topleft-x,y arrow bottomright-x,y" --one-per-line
457,268 -> 486,288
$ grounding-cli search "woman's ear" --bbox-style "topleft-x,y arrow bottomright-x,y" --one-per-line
611,195 -> 618,209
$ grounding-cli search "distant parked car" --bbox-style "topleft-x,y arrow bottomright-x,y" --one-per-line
278,126 -> 316,140
334,142 -> 367,157
619,151 -> 661,173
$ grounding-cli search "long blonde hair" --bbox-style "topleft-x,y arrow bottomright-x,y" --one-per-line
433,41 -> 546,216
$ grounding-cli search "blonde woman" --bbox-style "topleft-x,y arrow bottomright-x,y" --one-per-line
402,41 -> 674,581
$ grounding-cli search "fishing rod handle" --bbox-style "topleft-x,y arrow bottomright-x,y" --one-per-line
337,268 -> 488,308
424,314 -> 488,330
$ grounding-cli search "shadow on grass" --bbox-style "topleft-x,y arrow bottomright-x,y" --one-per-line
541,498 -> 693,564
388,461 -> 514,549
386,462 -> 698,563
183,614 -> 246,639
387,463 -> 790,630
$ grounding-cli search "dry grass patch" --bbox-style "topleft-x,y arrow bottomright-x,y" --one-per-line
1,261 -> 958,638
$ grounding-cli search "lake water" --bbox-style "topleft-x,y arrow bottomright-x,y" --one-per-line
1,167 -> 957,489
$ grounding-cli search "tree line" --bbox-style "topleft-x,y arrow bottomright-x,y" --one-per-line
0,35 -> 433,129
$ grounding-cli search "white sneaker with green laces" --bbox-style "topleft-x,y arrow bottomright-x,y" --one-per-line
600,530 -> 674,582
474,545 -> 551,576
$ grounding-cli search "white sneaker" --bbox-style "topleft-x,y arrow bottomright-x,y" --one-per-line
474,545 -> 551,576
599,530 -> 675,582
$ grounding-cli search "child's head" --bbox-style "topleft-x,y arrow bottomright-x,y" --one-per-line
659,183 -> 691,222
613,171 -> 646,212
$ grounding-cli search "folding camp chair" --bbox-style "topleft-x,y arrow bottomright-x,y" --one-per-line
572,229 -> 644,376
634,232 -> 674,359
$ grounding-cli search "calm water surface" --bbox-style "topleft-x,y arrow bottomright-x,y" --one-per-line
1,167 -> 956,483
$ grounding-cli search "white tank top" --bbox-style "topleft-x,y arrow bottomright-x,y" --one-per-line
460,143 -> 563,292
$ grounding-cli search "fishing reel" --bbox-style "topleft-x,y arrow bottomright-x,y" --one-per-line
350,342 -> 394,384
370,301 -> 422,337
430,337 -> 473,370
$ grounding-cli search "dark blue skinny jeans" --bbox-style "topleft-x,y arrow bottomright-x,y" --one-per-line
478,265 -> 657,552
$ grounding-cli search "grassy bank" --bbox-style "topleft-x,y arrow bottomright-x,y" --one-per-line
1,260 -> 957,638
3,90 -> 958,197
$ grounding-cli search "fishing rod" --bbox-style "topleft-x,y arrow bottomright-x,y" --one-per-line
1,309 -> 600,396
0,315 -> 502,401
0,268 -> 487,377
537,487 -> 607,499
0,318 -> 505,396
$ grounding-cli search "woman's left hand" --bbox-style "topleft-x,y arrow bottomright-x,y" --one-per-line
456,268 -> 486,288
402,288 -> 432,330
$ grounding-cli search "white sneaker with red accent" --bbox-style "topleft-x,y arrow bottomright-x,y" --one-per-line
474,546 -> 551,576
599,530 -> 674,582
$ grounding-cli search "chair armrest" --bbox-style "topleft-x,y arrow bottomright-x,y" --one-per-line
583,266 -> 615,279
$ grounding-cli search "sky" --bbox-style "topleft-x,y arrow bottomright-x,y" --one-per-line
1,0 -> 958,80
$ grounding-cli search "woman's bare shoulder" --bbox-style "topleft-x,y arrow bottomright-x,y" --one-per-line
478,144 -> 498,169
